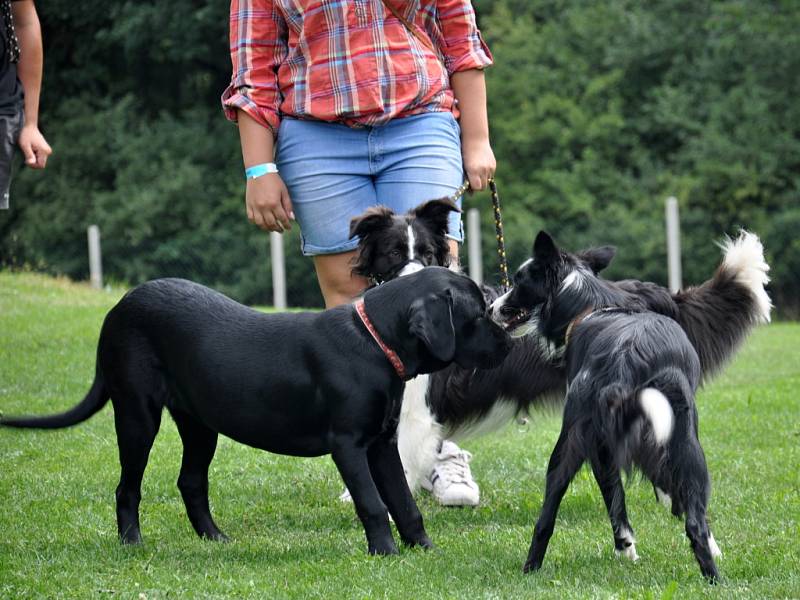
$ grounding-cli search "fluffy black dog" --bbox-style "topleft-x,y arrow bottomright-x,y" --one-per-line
1,268 -> 510,555
490,231 -> 771,581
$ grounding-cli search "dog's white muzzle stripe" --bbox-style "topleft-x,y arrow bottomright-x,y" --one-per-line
399,262 -> 425,277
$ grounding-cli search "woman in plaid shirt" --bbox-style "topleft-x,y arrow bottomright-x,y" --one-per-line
223,0 -> 495,507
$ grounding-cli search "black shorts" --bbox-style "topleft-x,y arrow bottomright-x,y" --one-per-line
0,109 -> 23,209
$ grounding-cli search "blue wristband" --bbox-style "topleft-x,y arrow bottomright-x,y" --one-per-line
245,163 -> 279,179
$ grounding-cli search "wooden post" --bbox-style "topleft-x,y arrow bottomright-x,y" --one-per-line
665,196 -> 682,293
270,231 -> 287,310
87,225 -> 103,290
466,208 -> 483,286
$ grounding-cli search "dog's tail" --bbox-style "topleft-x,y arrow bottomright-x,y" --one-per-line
673,230 -> 771,378
1,367 -> 109,429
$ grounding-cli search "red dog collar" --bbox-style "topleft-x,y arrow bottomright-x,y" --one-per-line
354,299 -> 409,381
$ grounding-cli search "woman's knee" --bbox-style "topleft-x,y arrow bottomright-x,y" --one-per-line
313,252 -> 368,308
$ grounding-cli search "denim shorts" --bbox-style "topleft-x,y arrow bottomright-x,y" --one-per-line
275,111 -> 464,256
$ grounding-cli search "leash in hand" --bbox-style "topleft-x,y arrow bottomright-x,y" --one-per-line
451,178 -> 510,290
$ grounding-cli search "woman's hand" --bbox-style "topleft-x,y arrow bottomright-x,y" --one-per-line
246,173 -> 294,233
462,136 -> 496,191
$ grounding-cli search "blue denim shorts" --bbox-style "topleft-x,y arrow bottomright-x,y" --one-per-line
275,111 -> 464,256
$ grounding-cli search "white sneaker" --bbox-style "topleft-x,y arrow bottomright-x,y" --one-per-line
421,440 -> 480,506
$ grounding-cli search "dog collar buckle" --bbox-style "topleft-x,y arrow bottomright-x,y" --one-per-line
354,299 -> 409,381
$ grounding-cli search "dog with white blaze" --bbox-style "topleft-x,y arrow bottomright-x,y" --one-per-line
488,231 -> 767,582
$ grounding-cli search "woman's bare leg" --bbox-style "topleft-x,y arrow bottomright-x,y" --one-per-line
313,250 -> 370,308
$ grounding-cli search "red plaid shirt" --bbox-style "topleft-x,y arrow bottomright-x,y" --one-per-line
222,0 -> 492,134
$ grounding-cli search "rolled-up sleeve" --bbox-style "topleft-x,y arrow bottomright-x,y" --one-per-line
221,0 -> 287,134
435,0 -> 493,75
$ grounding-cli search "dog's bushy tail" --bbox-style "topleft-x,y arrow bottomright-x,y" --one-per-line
1,367 -> 109,429
673,231 -> 771,378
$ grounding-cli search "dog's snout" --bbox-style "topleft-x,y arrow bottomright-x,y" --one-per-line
398,261 -> 425,278
499,304 -> 518,317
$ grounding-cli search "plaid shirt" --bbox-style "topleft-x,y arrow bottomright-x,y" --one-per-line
222,0 -> 492,133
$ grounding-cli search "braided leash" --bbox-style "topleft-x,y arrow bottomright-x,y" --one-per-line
451,178 -> 510,290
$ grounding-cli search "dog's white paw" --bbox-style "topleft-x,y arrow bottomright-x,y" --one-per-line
616,543 -> 640,562
615,526 -> 640,562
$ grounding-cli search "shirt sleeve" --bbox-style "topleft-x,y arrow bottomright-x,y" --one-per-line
435,0 -> 493,75
221,0 -> 287,134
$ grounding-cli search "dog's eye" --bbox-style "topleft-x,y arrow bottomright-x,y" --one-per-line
424,250 -> 435,260
389,249 -> 401,258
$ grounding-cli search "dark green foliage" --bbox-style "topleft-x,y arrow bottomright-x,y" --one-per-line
0,0 -> 797,313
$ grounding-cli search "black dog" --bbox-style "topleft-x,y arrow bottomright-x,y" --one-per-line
1,268 -> 510,555
490,231 -> 756,581
350,200 -> 770,494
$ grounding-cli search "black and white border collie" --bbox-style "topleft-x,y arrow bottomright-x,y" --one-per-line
350,201 -> 771,497
490,231 -> 770,580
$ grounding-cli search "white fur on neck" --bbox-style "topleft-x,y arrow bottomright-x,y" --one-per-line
639,388 -> 674,444
396,374 -> 441,492
720,231 -> 772,323
559,270 -> 585,293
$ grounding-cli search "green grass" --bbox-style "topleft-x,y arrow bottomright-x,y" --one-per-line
1,272 -> 798,599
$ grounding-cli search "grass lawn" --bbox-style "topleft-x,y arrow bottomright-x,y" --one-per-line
1,272 -> 798,599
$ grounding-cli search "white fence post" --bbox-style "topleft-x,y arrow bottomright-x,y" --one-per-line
466,208 -> 483,286
87,225 -> 103,290
665,196 -> 682,293
270,231 -> 287,310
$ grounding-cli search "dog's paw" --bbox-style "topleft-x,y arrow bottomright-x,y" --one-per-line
522,560 -> 541,574
368,540 -> 399,556
405,535 -> 434,550
615,543 -> 640,562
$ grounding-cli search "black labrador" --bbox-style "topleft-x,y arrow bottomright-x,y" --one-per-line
1,267 -> 510,555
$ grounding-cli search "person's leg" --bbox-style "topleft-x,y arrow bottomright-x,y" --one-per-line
373,112 -> 480,507
275,118 -> 375,308
313,251 -> 368,308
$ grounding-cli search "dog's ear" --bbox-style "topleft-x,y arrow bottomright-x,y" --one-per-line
578,246 -> 616,274
533,230 -> 558,262
410,198 -> 461,236
349,206 -> 394,240
408,291 -> 456,362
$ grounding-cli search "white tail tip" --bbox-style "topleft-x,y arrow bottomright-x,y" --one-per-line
720,231 -> 772,323
639,388 -> 674,444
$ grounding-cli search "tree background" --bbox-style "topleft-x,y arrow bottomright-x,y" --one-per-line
1,0 -> 797,315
